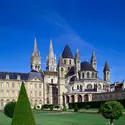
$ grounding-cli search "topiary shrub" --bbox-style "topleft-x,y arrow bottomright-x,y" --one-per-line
63,105 -> 67,111
74,104 -> 78,112
98,103 -> 103,113
50,105 -> 53,111
4,101 -> 16,118
84,104 -> 90,110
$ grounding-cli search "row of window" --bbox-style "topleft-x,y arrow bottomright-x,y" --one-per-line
82,72 -> 97,79
0,90 -> 42,97
72,84 -> 102,91
64,59 -> 72,65
0,82 -> 42,89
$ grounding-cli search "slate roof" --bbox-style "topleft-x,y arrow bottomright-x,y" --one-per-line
70,76 -> 76,82
0,70 -> 44,81
81,61 -> 97,72
62,44 -> 73,59
0,72 -> 29,80
66,66 -> 75,77
103,61 -> 110,72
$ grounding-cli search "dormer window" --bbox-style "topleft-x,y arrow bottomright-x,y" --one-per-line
17,75 -> 20,80
6,74 -> 9,79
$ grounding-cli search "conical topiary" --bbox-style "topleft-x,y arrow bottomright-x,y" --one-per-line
11,81 -> 36,125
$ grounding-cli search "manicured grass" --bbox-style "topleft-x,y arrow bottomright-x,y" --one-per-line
0,110 -> 124,125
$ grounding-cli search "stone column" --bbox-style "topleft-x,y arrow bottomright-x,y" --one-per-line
82,95 -> 84,102
75,94 -> 78,103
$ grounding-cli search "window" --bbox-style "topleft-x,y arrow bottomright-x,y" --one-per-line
1,100 -> 3,106
6,74 -> 9,79
87,84 -> 92,89
82,73 -> 84,78
64,60 -> 66,64
98,84 -> 101,89
39,84 -> 41,88
92,72 -> 94,78
6,90 -> 9,97
12,83 -> 14,88
72,86 -> 74,91
30,91 -> 32,97
35,91 -> 37,97
39,91 -> 41,96
69,60 -> 71,65
77,85 -> 79,90
12,91 -> 15,97
6,82 -> 9,88
18,83 -> 20,89
61,68 -> 64,77
30,83 -> 32,89
35,84 -> 37,88
1,90 -> 3,97
51,79 -> 53,83
1,82 -> 3,88
87,72 -> 90,78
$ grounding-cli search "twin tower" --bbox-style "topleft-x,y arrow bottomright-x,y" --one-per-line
30,37 -> 57,72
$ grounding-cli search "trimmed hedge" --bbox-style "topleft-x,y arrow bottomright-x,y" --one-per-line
69,99 -> 125,109
42,104 -> 54,109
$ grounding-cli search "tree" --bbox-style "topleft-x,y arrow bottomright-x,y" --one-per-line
98,103 -> 103,114
101,101 -> 123,125
4,101 -> 16,118
11,81 -> 36,125
63,105 -> 67,111
84,104 -> 90,110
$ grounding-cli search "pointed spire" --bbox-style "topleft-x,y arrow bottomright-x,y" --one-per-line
75,49 -> 80,59
34,37 -> 38,53
91,50 -> 96,63
103,61 -> 110,72
48,39 -> 54,58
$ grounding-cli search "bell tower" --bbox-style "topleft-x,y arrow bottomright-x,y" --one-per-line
31,37 -> 41,72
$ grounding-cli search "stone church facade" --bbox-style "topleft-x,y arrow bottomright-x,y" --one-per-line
0,37 -> 124,110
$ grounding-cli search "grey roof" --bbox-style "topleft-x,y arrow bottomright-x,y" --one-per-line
0,70 -> 44,81
81,61 -> 97,72
103,61 -> 110,72
62,44 -> 73,59
28,71 -> 43,81
0,72 -> 28,80
66,66 -> 75,77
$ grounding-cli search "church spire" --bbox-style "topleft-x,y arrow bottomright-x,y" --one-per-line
34,37 -> 38,53
90,50 -> 97,70
46,39 -> 57,71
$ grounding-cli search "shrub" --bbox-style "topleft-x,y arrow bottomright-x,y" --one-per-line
101,101 -> 123,125
54,105 -> 60,109
11,81 -> 36,125
4,101 -> 16,118
63,105 -> 67,111
50,105 -> 53,111
74,104 -> 78,112
84,104 -> 90,110
98,103 -> 103,113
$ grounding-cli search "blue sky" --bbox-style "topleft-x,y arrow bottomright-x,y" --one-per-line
0,0 -> 125,83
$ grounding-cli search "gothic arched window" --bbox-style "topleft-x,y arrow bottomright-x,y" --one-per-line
87,72 -> 90,78
82,73 -> 84,78
77,85 -> 79,90
92,72 -> 94,78
69,60 -> 71,65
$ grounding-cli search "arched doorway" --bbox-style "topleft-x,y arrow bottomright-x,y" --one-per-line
71,95 -> 75,103
78,95 -> 82,102
66,95 -> 69,103
84,94 -> 88,102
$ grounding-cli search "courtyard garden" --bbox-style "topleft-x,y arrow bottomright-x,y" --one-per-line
0,110 -> 124,125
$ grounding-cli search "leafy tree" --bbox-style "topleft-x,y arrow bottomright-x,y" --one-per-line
50,105 -> 53,111
11,81 -> 36,125
74,104 -> 78,112
101,101 -> 123,125
4,101 -> 16,118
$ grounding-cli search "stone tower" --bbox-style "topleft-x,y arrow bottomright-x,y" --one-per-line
31,37 -> 41,72
75,49 -> 81,79
58,54 -> 66,106
46,40 -> 57,72
61,44 -> 74,73
103,61 -> 110,82
90,50 -> 97,70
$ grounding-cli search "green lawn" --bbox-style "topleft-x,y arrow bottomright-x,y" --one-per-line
0,110 -> 124,125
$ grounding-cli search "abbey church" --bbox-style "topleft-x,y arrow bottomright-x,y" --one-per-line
0,38 -> 125,110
